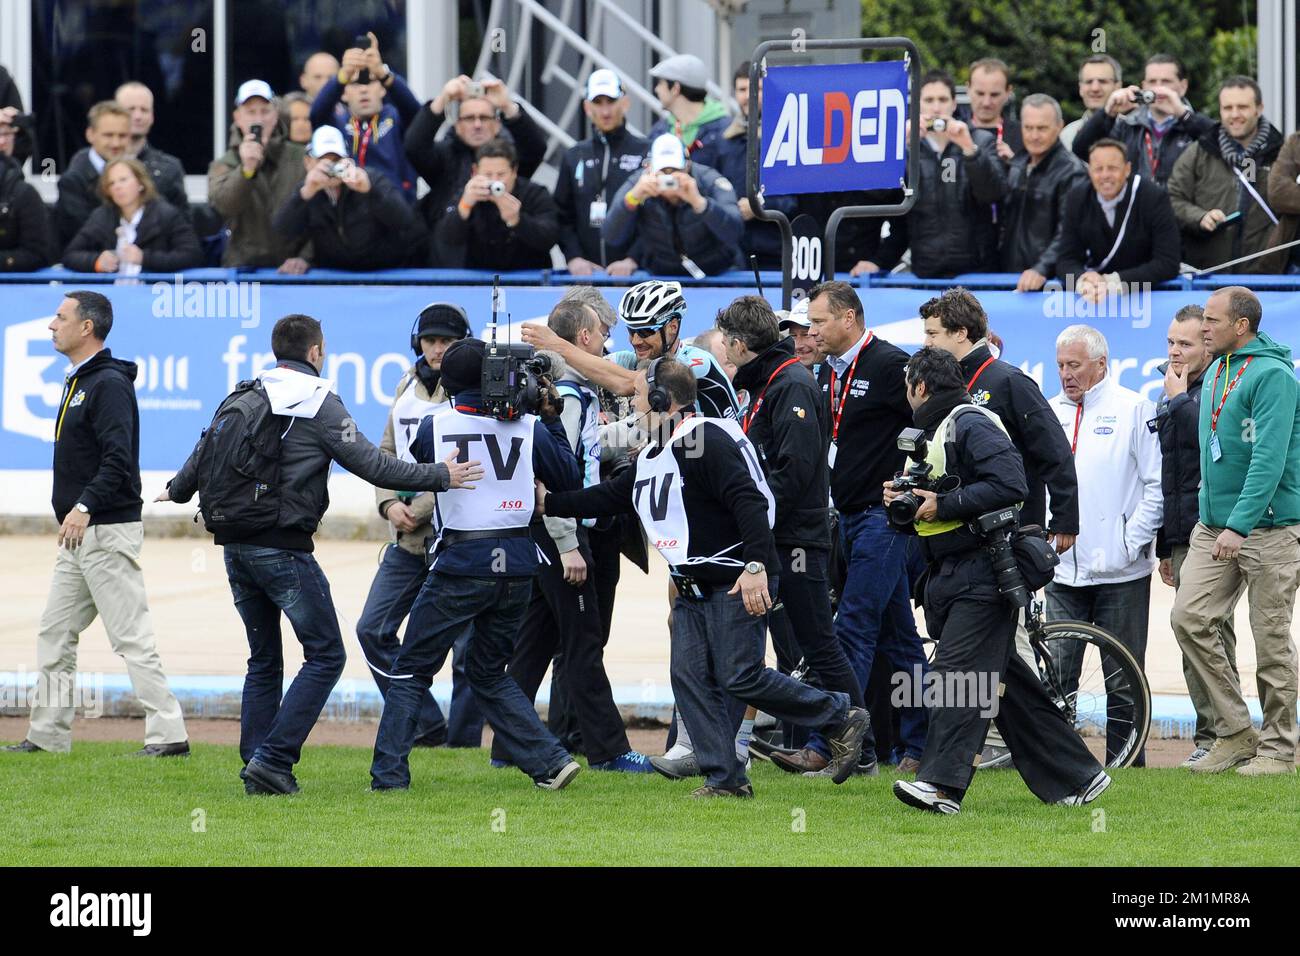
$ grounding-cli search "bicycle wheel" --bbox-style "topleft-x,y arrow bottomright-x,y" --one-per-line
1034,620 -> 1152,769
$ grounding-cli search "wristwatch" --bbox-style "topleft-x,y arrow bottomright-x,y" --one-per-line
744,561 -> 764,575
74,503 -> 89,514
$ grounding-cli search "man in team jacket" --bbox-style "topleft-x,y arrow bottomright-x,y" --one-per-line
539,358 -> 871,798
718,297 -> 864,753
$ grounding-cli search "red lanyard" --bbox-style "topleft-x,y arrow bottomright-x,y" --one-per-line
995,118 -> 1004,144
966,356 -> 996,391
1143,131 -> 1158,176
353,117 -> 375,167
828,333 -> 871,441
1070,402 -> 1084,455
743,358 -> 800,433
1209,356 -> 1253,433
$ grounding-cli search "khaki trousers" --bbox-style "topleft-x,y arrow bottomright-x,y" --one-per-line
27,522 -> 187,752
1171,522 -> 1300,761
1170,543 -> 1240,748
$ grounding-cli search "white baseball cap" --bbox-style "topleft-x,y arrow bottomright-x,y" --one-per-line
778,297 -> 811,331
235,79 -> 274,106
586,69 -> 623,101
308,125 -> 348,159
649,133 -> 686,172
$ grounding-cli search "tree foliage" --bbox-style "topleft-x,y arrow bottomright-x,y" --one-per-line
860,0 -> 1257,121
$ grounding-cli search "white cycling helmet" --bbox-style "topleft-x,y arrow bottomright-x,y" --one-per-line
619,279 -> 687,329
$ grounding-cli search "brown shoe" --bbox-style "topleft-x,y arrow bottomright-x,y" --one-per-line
691,784 -> 754,799
897,756 -> 921,775
769,747 -> 828,774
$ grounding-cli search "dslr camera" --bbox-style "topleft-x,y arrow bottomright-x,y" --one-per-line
886,428 -> 960,527
970,507 -> 1030,608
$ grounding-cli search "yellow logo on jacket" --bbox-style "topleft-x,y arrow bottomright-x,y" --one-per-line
67,390 -> 86,409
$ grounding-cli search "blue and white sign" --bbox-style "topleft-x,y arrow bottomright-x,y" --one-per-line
760,61 -> 909,196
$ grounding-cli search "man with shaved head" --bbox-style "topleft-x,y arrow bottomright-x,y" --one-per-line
1171,287 -> 1300,777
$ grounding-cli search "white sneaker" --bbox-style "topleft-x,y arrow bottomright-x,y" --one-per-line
892,779 -> 961,814
1056,770 -> 1111,806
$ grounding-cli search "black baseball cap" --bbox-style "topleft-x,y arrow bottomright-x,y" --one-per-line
416,302 -> 470,340
439,338 -> 486,396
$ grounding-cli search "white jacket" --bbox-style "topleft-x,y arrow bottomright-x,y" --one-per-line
1047,374 -> 1163,586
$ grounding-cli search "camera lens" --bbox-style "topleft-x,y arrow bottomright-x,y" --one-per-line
489,180 -> 506,196
986,529 -> 1030,607
930,117 -> 947,132
887,491 -> 921,527
1138,89 -> 1156,105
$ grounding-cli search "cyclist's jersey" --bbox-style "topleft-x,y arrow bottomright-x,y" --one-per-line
610,343 -> 740,420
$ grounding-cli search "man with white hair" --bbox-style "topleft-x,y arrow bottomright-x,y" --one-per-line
1047,324 -> 1163,766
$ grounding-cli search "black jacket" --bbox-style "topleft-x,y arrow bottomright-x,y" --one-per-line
0,66 -> 34,164
1155,366 -> 1208,556
434,176 -> 558,270
816,333 -> 914,515
554,124 -> 648,266
732,337 -> 830,549
958,343 -> 1078,534
604,162 -> 743,275
0,156 -> 53,270
796,189 -> 900,272
1071,104 -> 1214,189
51,349 -> 143,526
999,140 -> 1089,276
715,124 -> 800,269
1056,176 -> 1181,284
875,129 -> 1007,277
55,146 -> 188,250
167,359 -> 452,552
954,105 -> 1024,156
273,168 -> 419,270
546,417 -> 780,588
405,102 -> 547,260
63,199 -> 203,272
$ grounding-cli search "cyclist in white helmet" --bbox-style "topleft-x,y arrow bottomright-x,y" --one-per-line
521,279 -> 740,421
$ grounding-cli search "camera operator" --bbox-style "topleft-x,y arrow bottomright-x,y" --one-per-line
539,358 -> 871,797
886,347 -> 1109,814
434,138 -> 558,271
273,126 -> 418,271
370,339 -> 585,792
358,303 -> 483,750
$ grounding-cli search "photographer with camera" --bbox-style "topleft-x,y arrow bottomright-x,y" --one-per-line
370,337 -> 585,792
862,71 -> 1006,279
604,133 -> 742,277
273,125 -> 418,271
1071,53 -> 1213,189
539,358 -> 871,797
434,138 -> 558,271
886,347 -> 1109,814
0,111 -> 53,270
309,32 -> 421,203
406,73 -> 547,259
208,80 -> 310,272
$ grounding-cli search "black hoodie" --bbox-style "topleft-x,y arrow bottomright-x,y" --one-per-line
51,348 -> 143,526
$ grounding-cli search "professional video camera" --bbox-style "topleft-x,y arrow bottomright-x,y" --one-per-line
886,427 -> 959,527
480,275 -> 563,420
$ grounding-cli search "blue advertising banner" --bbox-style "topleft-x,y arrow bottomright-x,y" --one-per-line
760,61 -> 909,196
3,280 -> 1298,475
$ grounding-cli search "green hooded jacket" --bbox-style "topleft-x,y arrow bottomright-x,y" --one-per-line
1198,331 -> 1300,535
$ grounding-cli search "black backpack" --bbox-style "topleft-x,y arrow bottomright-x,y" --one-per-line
194,379 -> 284,537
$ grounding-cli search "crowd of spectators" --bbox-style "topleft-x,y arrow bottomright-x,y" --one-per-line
2,43 -> 1299,281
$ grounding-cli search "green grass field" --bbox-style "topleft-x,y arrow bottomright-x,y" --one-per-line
2,743 -> 1296,866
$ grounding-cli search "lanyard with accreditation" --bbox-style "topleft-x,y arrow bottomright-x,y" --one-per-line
827,333 -> 872,468
1208,355 -> 1253,461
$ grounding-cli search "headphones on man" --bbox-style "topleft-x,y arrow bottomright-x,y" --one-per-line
645,357 -> 672,413
410,303 -> 471,356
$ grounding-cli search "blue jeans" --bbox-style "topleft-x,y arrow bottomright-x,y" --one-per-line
356,544 -> 484,746
672,577 -> 849,790
809,506 -> 929,759
223,545 -> 347,773
370,573 -> 571,788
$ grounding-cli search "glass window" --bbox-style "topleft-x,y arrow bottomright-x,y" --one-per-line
30,0 -> 215,174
